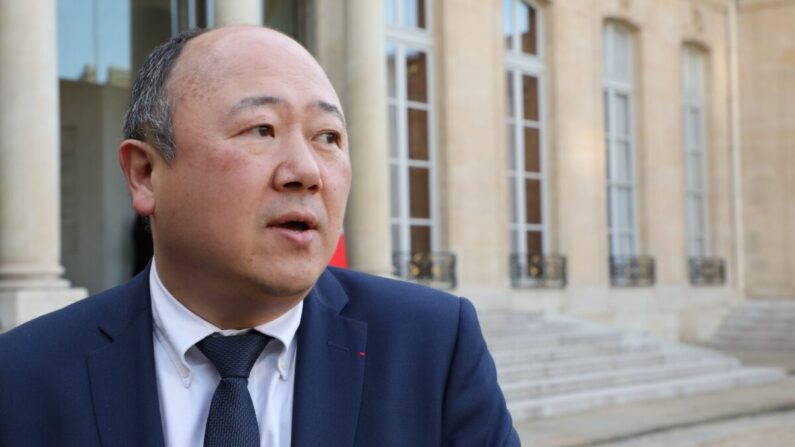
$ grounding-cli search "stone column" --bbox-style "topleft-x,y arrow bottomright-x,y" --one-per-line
214,0 -> 264,27
342,0 -> 393,275
0,0 -> 86,331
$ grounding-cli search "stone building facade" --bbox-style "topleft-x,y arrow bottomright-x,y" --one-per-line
0,0 -> 792,342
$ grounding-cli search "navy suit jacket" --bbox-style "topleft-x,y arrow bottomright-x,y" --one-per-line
0,266 -> 519,446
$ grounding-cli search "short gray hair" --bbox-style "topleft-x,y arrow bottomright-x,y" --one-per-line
122,28 -> 206,162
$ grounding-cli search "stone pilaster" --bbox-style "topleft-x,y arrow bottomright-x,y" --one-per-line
0,0 -> 86,331
214,0 -> 264,27
341,0 -> 393,276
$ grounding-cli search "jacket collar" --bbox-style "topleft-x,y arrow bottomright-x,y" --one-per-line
87,265 -> 166,447
291,269 -> 368,447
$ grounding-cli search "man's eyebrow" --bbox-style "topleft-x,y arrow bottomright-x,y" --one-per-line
228,95 -> 283,117
315,100 -> 346,126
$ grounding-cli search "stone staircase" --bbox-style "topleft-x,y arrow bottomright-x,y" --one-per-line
708,300 -> 795,352
480,311 -> 787,421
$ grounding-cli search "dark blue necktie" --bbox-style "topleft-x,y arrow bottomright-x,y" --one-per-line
196,331 -> 272,447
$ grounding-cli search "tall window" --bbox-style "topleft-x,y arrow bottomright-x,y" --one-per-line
386,0 -> 436,270
682,45 -> 709,258
505,0 -> 545,266
603,22 -> 637,258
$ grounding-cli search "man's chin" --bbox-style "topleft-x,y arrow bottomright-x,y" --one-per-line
251,269 -> 323,301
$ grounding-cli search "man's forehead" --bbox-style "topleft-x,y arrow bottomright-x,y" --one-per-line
169,26 -> 340,107
228,95 -> 346,126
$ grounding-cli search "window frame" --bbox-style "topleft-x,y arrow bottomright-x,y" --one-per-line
603,21 -> 639,258
386,2 -> 438,259
504,0 -> 549,285
682,44 -> 711,258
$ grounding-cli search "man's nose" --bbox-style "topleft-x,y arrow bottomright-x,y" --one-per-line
272,132 -> 322,193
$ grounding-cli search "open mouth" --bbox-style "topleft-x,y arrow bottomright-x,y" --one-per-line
276,220 -> 312,232
268,212 -> 319,234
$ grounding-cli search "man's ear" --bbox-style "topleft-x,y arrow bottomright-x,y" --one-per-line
119,139 -> 162,216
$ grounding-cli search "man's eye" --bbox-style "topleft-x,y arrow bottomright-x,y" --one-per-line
318,131 -> 340,146
252,125 -> 274,137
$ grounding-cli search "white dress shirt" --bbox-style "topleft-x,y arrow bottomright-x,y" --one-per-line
149,258 -> 301,447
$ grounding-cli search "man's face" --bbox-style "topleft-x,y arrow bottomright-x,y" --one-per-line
151,28 -> 351,301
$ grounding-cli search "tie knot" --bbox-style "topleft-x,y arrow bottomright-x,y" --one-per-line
197,331 -> 272,379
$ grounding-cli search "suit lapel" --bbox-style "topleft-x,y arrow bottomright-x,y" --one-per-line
86,268 -> 165,447
292,270 -> 368,447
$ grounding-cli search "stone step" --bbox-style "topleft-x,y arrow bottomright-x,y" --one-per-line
483,323 -> 581,339
487,330 -> 625,351
490,340 -> 655,366
718,320 -> 795,331
709,338 -> 795,350
501,357 -> 740,400
707,300 -> 795,352
506,367 -> 787,420
496,350 -> 716,382
712,332 -> 795,342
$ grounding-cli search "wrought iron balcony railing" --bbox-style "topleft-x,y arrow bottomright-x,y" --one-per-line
689,257 -> 726,285
392,251 -> 457,290
609,255 -> 655,287
510,254 -> 567,288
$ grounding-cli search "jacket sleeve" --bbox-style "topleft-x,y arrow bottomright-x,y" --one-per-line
442,297 -> 521,447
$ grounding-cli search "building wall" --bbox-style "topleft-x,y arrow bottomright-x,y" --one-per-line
311,0 -> 753,341
9,0 -> 785,337
738,0 -> 795,298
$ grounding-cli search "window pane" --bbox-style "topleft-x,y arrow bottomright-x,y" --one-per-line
385,0 -> 396,25
519,1 -> 538,55
522,75 -> 539,121
506,72 -> 515,117
406,50 -> 428,103
508,175 -> 517,224
503,0 -> 513,51
616,140 -> 632,182
603,91 -> 610,132
392,224 -> 401,253
605,140 -> 616,180
411,225 -> 431,253
688,196 -> 705,234
615,93 -> 630,137
507,124 -> 517,169
690,238 -> 705,258
390,164 -> 400,218
525,178 -> 542,224
687,152 -> 702,192
510,228 -> 519,253
526,230 -> 543,255
523,126 -> 540,173
608,233 -> 618,256
615,27 -> 631,80
408,108 -> 429,160
58,0 -> 132,84
386,43 -> 397,98
690,108 -> 703,147
409,167 -> 431,218
620,234 -> 634,256
607,185 -> 613,227
404,0 -> 426,29
615,187 -> 633,230
389,104 -> 398,157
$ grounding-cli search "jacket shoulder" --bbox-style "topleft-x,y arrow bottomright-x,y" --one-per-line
0,272 -> 149,367
325,267 -> 462,315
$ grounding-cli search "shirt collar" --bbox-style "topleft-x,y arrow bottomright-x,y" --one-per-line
149,258 -> 303,386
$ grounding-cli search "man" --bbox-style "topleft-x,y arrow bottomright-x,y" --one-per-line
0,26 -> 519,446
